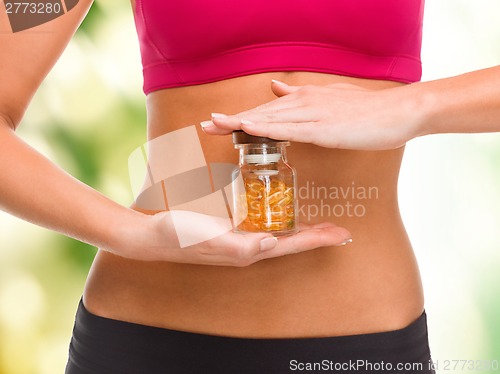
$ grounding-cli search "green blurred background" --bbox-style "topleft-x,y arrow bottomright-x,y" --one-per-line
0,0 -> 499,372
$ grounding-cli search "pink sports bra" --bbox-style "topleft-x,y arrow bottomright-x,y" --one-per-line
132,0 -> 424,94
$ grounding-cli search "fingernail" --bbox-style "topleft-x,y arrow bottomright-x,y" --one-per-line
241,119 -> 255,126
200,120 -> 214,128
211,113 -> 228,119
260,236 -> 278,251
335,238 -> 353,247
272,79 -> 288,86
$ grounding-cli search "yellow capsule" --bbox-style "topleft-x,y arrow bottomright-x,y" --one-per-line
247,191 -> 262,200
245,179 -> 264,193
265,190 -> 285,206
270,179 -> 286,191
248,198 -> 262,209
281,195 -> 292,206
261,221 -> 286,231
283,187 -> 294,203
274,195 -> 289,208
239,219 -> 260,232
247,210 -> 261,218
270,204 -> 286,216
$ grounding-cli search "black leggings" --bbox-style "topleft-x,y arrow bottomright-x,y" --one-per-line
66,299 -> 435,374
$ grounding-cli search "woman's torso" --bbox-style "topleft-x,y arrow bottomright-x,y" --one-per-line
83,69 -> 424,338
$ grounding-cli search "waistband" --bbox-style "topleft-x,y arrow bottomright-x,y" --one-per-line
67,299 -> 434,374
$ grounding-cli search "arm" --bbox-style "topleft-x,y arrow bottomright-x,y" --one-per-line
0,0 -> 142,255
415,65 -> 500,136
201,65 -> 500,150
0,3 -> 351,266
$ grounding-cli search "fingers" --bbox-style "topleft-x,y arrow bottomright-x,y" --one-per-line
202,104 -> 321,143
201,231 -> 279,266
200,80 -> 303,136
271,79 -> 299,97
274,225 -> 351,255
200,113 -> 234,135
191,220 -> 351,266
200,112 -> 258,135
240,120 -> 318,143
210,112 -> 245,132
201,221 -> 350,265
252,224 -> 352,262
201,113 -> 318,140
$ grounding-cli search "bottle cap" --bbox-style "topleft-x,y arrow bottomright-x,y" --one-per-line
232,130 -> 284,144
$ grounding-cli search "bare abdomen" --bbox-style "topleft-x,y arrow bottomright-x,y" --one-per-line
83,71 -> 424,338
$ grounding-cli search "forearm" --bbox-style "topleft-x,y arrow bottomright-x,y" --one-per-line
0,121 -> 145,254
412,65 -> 500,136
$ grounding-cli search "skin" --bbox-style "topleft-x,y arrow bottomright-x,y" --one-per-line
202,66 -> 500,149
2,0 -> 499,340
83,70 -> 426,338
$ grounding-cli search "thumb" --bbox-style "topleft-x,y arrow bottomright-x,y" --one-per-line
271,79 -> 299,97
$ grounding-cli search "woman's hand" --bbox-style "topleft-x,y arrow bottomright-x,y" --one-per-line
201,80 -> 425,150
116,210 -> 352,267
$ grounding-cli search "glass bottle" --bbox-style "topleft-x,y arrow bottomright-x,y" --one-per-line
232,130 -> 298,236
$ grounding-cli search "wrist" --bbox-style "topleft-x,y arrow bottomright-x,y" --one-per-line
105,206 -> 179,261
405,81 -> 440,138
102,206 -> 152,259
